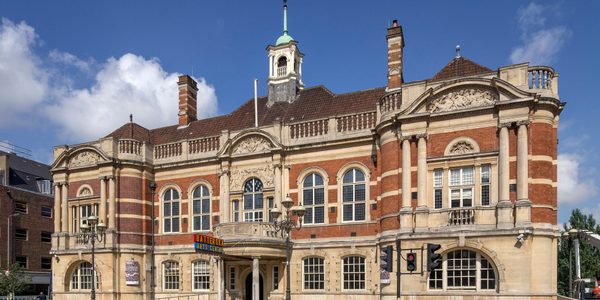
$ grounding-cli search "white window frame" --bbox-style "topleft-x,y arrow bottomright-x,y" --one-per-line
191,260 -> 210,291
41,206 -> 53,218
427,249 -> 497,292
302,173 -> 326,225
243,178 -> 264,222
163,261 -> 180,291
448,167 -> 474,208
433,169 -> 444,209
191,185 -> 211,232
342,256 -> 366,291
303,257 -> 325,291
70,261 -> 98,291
272,265 -> 280,290
480,164 -> 491,206
341,168 -> 368,223
162,188 -> 181,233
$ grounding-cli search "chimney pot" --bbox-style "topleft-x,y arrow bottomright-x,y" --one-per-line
392,20 -> 398,28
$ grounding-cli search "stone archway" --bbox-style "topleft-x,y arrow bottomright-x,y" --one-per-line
244,273 -> 264,300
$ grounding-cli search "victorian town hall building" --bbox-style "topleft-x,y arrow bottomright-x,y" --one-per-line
50,3 -> 563,300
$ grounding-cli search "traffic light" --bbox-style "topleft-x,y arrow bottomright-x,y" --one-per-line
427,243 -> 442,272
382,245 -> 393,272
406,252 -> 417,272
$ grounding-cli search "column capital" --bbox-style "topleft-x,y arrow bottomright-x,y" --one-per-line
273,163 -> 282,169
106,175 -> 116,180
218,170 -> 230,177
415,133 -> 428,140
53,182 -> 62,187
497,122 -> 513,129
516,120 -> 530,127
399,135 -> 412,142
98,176 -> 108,181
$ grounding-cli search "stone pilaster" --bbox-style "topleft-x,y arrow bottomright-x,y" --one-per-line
497,123 -> 513,229
415,134 -> 429,231
400,137 -> 413,231
516,121 -> 532,227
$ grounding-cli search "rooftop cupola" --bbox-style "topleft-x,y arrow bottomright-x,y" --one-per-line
267,0 -> 304,107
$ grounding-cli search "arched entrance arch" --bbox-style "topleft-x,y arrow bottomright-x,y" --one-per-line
244,273 -> 264,300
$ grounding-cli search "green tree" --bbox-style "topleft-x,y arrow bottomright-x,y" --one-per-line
0,263 -> 29,299
558,209 -> 600,296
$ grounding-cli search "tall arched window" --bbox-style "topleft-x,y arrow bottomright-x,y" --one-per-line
277,56 -> 287,77
70,261 -> 98,290
244,178 -> 263,222
192,185 -> 210,231
342,168 -> 366,222
163,261 -> 180,290
342,256 -> 365,290
163,188 -> 180,233
192,260 -> 211,291
303,173 -> 325,224
428,249 -> 497,291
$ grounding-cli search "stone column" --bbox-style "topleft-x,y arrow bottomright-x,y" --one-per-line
274,163 -> 282,207
253,257 -> 259,300
54,183 -> 61,233
99,177 -> 107,225
108,176 -> 116,229
516,121 -> 532,227
400,137 -> 413,230
415,135 -> 428,230
497,123 -> 513,229
219,167 -> 230,223
61,183 -> 69,232
217,258 -> 224,300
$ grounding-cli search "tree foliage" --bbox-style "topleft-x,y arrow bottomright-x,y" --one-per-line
0,263 -> 29,297
558,209 -> 600,296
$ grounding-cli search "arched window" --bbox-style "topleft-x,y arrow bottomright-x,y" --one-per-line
192,185 -> 210,231
244,178 -> 264,222
192,260 -> 210,291
163,261 -> 180,290
163,188 -> 180,233
342,168 -> 366,222
303,173 -> 325,224
428,249 -> 497,291
277,56 -> 287,77
342,256 -> 365,290
70,261 -> 98,290
303,257 -> 325,290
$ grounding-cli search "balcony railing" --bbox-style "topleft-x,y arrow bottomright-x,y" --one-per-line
118,139 -> 142,155
528,66 -> 554,90
290,119 -> 328,139
380,91 -> 402,114
448,208 -> 475,226
214,222 -> 284,244
337,112 -> 376,132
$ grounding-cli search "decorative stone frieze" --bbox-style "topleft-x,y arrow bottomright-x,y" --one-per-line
232,136 -> 272,155
429,87 -> 498,113
68,151 -> 101,168
230,164 -> 275,191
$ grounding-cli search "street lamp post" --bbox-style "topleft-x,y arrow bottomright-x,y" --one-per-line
149,181 -> 157,300
269,194 -> 305,300
78,215 -> 106,300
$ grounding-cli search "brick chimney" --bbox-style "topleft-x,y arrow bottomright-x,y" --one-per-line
178,75 -> 198,126
386,20 -> 404,91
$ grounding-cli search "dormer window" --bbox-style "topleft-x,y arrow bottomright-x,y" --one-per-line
277,56 -> 287,77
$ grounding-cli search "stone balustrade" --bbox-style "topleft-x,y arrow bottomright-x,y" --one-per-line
337,111 -> 376,132
448,208 -> 475,226
290,119 -> 329,139
528,66 -> 554,90
118,139 -> 142,155
214,222 -> 284,244
379,91 -> 402,114
154,142 -> 182,159
188,136 -> 220,154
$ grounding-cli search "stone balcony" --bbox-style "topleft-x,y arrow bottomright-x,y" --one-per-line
428,206 -> 497,232
213,222 -> 287,258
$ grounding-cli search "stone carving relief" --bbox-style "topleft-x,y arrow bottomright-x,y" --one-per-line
428,87 -> 498,113
231,136 -> 272,155
230,164 -> 275,191
78,187 -> 92,197
449,141 -> 475,155
68,151 -> 100,168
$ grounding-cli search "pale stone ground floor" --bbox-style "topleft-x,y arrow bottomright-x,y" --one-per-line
51,229 -> 558,300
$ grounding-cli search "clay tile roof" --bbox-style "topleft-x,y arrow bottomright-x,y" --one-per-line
430,57 -> 494,82
105,122 -> 151,142
108,85 -> 386,146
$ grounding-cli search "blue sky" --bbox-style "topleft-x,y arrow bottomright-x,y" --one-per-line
0,1 -> 598,224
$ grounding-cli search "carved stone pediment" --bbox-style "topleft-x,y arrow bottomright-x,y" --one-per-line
449,141 -> 475,155
68,151 -> 100,168
231,136 -> 272,155
230,164 -> 275,191
428,87 -> 498,113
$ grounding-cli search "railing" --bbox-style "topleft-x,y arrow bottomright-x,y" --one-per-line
118,139 -> 142,155
214,222 -> 284,242
380,91 -> 402,113
156,295 -> 202,300
188,136 -> 219,154
448,208 -> 475,226
154,142 -> 182,159
290,119 -> 328,139
337,112 -> 376,132
528,66 -> 554,90
277,66 -> 287,77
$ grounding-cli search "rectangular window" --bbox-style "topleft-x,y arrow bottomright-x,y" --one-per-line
15,228 -> 28,240
229,267 -> 236,290
273,265 -> 279,290
232,200 -> 240,222
303,257 -> 325,290
192,198 -> 210,231
192,261 -> 210,291
481,164 -> 491,206
15,256 -> 27,269
41,257 -> 52,270
342,256 -> 365,290
41,206 -> 53,218
72,206 -> 78,232
37,179 -> 52,194
41,231 -> 52,243
433,169 -> 443,209
449,167 -> 475,208
268,197 -> 274,223
15,201 -> 27,214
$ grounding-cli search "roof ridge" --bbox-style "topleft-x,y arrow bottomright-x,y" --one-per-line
334,86 -> 386,98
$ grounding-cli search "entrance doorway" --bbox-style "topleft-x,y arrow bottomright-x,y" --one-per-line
244,273 -> 264,300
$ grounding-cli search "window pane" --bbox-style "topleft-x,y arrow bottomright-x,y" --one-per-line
481,165 -> 490,183
354,170 -> 365,182
314,206 -> 325,223
314,174 -> 324,186
193,200 -> 201,214
201,199 -> 210,213
481,185 -> 490,206
355,184 -> 366,201
342,186 -> 353,202
462,167 -> 474,185
343,171 -> 353,183
434,189 -> 443,209
303,189 -> 314,205
315,188 -> 324,204
304,207 -> 313,224
450,169 -> 461,186
343,204 -> 353,221
355,203 -> 365,221
434,170 -> 443,187
304,174 -> 313,187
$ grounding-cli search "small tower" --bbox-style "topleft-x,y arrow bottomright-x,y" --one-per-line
267,0 -> 304,107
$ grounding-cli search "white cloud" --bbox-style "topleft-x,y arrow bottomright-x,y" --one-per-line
45,53 -> 218,141
0,18 -> 48,127
0,17 -> 218,143
509,3 -> 570,65
558,153 -> 598,204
